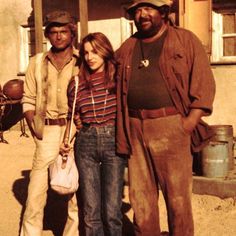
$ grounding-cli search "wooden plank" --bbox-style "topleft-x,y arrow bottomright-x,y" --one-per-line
79,0 -> 88,41
33,0 -> 43,53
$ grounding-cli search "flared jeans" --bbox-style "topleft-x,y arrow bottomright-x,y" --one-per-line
75,125 -> 126,236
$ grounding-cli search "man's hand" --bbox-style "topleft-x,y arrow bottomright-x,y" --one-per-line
181,109 -> 204,134
24,110 -> 35,137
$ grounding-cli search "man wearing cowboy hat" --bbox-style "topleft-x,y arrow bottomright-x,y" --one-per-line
21,10 -> 79,236
116,0 -> 215,235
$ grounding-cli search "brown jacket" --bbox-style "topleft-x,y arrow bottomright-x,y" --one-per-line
116,25 -> 215,155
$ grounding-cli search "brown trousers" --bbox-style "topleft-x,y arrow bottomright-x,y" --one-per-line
128,114 -> 194,236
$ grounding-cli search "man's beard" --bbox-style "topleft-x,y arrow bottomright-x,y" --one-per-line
136,20 -> 162,39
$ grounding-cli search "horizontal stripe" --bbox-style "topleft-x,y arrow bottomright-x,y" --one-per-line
68,72 -> 116,126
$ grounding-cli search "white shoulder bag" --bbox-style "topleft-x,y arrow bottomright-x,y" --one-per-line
49,76 -> 79,195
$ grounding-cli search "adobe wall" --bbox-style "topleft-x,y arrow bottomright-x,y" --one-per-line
0,0 -> 32,87
204,66 -> 236,136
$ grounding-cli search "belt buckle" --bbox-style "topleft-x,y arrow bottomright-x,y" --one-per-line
45,119 -> 49,125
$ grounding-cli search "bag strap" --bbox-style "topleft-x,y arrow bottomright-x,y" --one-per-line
68,76 -> 79,143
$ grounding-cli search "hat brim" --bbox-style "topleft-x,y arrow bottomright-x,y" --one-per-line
44,10 -> 74,27
44,21 -> 70,27
44,22 -> 71,35
127,0 -> 170,15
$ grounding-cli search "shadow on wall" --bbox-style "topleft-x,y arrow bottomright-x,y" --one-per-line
12,169 -> 135,236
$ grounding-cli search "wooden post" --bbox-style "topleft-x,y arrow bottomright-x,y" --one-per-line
34,0 -> 43,53
79,0 -> 88,41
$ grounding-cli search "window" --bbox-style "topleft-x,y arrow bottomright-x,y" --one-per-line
222,13 -> 236,57
212,0 -> 236,62
18,25 -> 50,74
120,4 -> 136,43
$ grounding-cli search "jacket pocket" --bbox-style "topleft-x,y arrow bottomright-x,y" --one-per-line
170,52 -> 188,89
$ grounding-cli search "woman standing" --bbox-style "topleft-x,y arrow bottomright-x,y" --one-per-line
61,32 -> 126,236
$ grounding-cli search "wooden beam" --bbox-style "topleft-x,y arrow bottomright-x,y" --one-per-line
34,0 -> 43,53
79,0 -> 88,41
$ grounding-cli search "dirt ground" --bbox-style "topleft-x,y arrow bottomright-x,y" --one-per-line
0,128 -> 236,236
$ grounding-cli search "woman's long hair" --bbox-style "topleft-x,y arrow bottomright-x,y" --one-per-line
79,32 -> 117,92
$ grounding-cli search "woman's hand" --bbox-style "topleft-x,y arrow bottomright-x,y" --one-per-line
59,141 -> 71,157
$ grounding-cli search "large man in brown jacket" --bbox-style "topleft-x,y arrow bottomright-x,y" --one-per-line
116,0 -> 215,235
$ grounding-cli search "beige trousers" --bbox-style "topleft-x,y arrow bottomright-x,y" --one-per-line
20,125 -> 79,236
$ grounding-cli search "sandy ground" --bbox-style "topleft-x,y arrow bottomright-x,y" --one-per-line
0,127 -> 236,236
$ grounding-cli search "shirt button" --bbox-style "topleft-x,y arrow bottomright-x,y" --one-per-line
57,88 -> 61,92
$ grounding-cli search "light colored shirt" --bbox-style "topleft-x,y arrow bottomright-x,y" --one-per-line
22,48 -> 79,119
46,54 -> 78,119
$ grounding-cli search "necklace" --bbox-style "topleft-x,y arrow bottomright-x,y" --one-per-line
90,89 -> 108,124
138,24 -> 167,69
139,41 -> 150,68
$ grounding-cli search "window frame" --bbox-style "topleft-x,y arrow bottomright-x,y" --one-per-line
211,10 -> 236,63
18,25 -> 50,74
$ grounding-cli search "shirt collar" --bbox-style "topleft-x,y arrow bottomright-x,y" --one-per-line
44,46 -> 79,61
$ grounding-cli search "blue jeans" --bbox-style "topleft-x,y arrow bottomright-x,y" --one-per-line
74,125 -> 126,236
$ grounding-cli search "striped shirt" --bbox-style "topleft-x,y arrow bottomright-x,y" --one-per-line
68,71 -> 117,127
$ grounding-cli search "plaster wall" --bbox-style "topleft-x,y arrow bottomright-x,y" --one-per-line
204,66 -> 236,136
85,19 -> 122,50
85,0 -> 128,50
0,0 -> 32,87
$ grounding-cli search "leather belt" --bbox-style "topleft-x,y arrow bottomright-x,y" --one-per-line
128,107 -> 178,120
45,118 -> 67,126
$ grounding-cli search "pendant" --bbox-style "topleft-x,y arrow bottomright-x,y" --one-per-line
139,59 -> 149,68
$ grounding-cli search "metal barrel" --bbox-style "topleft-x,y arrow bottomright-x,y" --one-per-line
201,141 -> 229,178
211,125 -> 234,170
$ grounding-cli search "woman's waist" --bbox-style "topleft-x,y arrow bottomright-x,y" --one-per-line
81,120 -> 115,129
80,115 -> 115,126
78,122 -> 115,135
